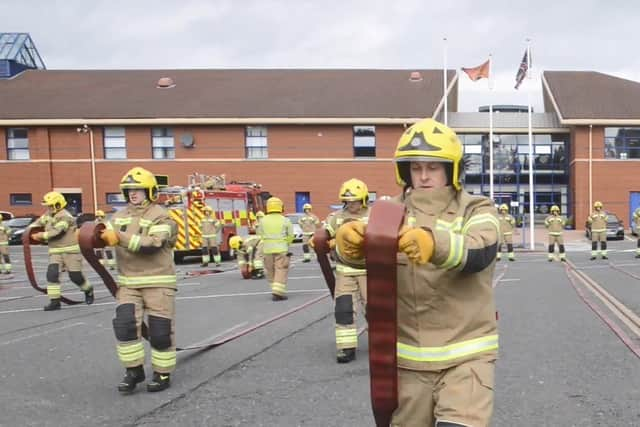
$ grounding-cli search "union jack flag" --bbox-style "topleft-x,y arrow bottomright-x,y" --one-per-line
514,49 -> 530,89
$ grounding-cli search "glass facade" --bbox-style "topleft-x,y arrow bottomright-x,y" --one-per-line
461,133 -> 570,220
604,127 -> 640,159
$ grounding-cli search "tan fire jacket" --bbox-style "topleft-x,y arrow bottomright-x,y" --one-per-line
633,208 -> 640,226
544,214 -> 565,235
107,203 -> 177,289
587,210 -> 608,232
201,215 -> 222,241
498,214 -> 515,236
0,222 -> 10,244
299,213 -> 320,235
393,186 -> 499,371
32,209 -> 79,254
237,235 -> 262,264
324,206 -> 369,276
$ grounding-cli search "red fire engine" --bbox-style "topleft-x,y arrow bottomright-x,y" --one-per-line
157,173 -> 270,263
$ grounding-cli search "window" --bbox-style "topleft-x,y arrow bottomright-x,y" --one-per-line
353,126 -> 376,158
106,193 -> 126,205
6,128 -> 29,160
103,127 -> 127,159
10,193 -> 32,205
245,126 -> 268,159
368,191 -> 377,203
605,127 -> 640,159
151,128 -> 175,159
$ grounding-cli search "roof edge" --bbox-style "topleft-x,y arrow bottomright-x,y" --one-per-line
541,72 -> 564,123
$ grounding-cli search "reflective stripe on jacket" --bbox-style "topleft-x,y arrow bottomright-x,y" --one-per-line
258,213 -> 293,254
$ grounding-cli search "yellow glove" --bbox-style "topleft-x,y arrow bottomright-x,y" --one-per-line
308,237 -> 315,249
398,226 -> 434,265
32,232 -> 46,242
336,221 -> 366,260
100,229 -> 120,246
328,239 -> 336,250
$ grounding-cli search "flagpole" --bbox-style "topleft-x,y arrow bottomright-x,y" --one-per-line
443,37 -> 448,125
526,38 -> 535,250
489,54 -> 494,202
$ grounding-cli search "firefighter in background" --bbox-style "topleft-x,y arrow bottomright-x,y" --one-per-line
229,235 -> 264,279
545,205 -> 566,262
632,206 -> 640,258
94,210 -> 117,270
299,203 -> 320,262
587,201 -> 608,260
100,167 -> 178,393
324,178 -> 369,363
336,118 -> 499,426
497,204 -> 515,261
0,217 -> 11,274
254,210 -> 265,233
258,197 -> 293,301
200,206 -> 222,267
30,192 -> 94,311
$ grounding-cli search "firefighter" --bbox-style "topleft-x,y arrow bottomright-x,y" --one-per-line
229,235 -> 264,279
299,203 -> 320,262
94,210 -> 117,270
254,210 -> 265,234
0,217 -> 11,275
545,205 -> 566,262
258,197 -> 293,301
587,201 -> 608,260
336,118 -> 498,426
634,206 -> 640,258
324,179 -> 369,363
497,204 -> 515,261
30,192 -> 94,311
100,167 -> 178,393
200,206 -> 222,267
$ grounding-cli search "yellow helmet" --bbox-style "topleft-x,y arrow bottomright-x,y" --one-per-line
42,191 -> 67,211
266,197 -> 284,214
229,235 -> 243,250
120,167 -> 159,202
256,210 -> 265,218
95,209 -> 105,218
339,178 -> 369,207
550,205 -> 560,213
594,201 -> 603,209
394,118 -> 464,190
499,204 -> 509,212
303,203 -> 312,211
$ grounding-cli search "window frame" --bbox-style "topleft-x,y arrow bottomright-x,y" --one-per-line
151,127 -> 175,160
6,128 -> 30,160
9,193 -> 32,206
353,125 -> 376,158
103,127 -> 127,160
245,126 -> 268,159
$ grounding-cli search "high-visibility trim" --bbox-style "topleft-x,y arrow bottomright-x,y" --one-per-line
253,260 -> 264,269
592,228 -> 606,233
49,244 -> 80,254
114,217 -> 133,226
119,275 -> 177,286
325,223 -> 336,237
397,334 -> 499,362
47,284 -> 61,298
438,230 -> 464,269
549,232 -> 562,236
105,222 -> 115,230
435,217 -> 463,233
336,328 -> 358,345
237,260 -> 247,266
42,232 -> 50,240
336,264 -> 366,275
462,213 -> 500,235
128,234 -> 141,252
149,224 -> 171,235
117,342 -> 145,363
202,234 -> 217,238
0,242 -> 8,246
169,209 -> 186,250
271,282 -> 286,296
138,218 -> 153,228
54,221 -> 69,230
151,349 -> 176,369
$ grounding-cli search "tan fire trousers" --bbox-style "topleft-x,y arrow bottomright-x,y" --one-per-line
391,358 -> 495,427
263,253 -> 290,297
334,272 -> 367,350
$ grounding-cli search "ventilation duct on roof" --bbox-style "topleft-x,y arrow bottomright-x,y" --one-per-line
156,77 -> 175,88
409,71 -> 423,82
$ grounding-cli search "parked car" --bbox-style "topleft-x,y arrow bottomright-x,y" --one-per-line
0,211 -> 14,221
585,211 -> 625,240
285,213 -> 305,242
6,216 -> 39,245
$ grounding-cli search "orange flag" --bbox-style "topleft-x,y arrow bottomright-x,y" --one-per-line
461,59 -> 490,81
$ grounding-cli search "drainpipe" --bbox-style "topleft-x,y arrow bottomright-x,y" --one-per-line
588,124 -> 593,214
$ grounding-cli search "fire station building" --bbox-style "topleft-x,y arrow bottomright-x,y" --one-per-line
2,35 -> 640,227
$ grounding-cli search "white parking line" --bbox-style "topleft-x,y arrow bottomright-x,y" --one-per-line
0,322 -> 85,346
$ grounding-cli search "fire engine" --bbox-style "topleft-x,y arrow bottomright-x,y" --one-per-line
157,173 -> 270,263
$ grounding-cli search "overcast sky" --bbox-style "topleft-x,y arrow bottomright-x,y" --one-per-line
3,0 -> 638,112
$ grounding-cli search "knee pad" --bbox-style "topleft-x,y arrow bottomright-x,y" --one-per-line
507,243 -> 513,252
201,247 -> 209,255
46,264 -> 60,283
601,241 -> 607,250
69,271 -> 85,286
148,315 -> 172,350
559,244 -> 565,253
302,244 -> 309,253
211,247 -> 219,256
548,244 -> 554,253
335,295 -> 354,325
113,303 -> 137,341
592,241 -> 598,250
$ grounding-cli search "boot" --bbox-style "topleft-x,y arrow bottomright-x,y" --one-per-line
635,254 -> 640,259
201,262 -> 208,267
43,299 -> 61,311
118,366 -> 145,393
271,294 -> 288,301
590,256 -> 596,260
602,255 -> 608,260
147,372 -> 171,392
84,289 -> 94,305
336,348 -> 356,364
